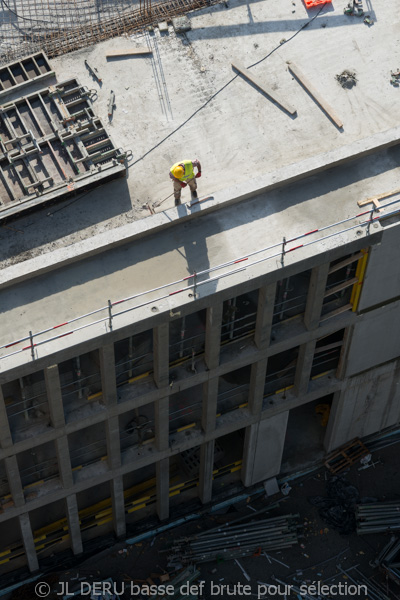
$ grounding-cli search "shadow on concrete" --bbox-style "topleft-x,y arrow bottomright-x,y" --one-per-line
0,175 -> 132,266
2,144 -> 400,319
233,68 -> 297,119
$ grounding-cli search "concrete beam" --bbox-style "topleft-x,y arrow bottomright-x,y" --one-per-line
105,416 -> 121,470
100,344 -> 118,406
56,436 -> 73,489
19,513 -> 39,572
45,365 -> 65,428
153,324 -> 169,388
5,455 -> 25,507
198,440 -> 215,504
204,303 -> 223,370
65,494 -> 83,555
155,397 -> 169,451
304,264 -> 330,330
110,476 -> 126,538
323,390 -> 345,452
0,385 -> 12,448
156,458 -> 169,521
248,359 -> 268,416
293,341 -> 316,396
255,283 -> 276,350
201,378 -> 218,433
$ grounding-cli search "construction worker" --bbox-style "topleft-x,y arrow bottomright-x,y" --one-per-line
170,159 -> 202,206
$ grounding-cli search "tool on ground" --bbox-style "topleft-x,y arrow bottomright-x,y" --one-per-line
106,47 -> 153,58
303,0 -> 332,7
108,90 -> 116,118
84,59 -> 102,82
153,191 -> 174,209
344,0 -> 364,16
391,70 -> 400,86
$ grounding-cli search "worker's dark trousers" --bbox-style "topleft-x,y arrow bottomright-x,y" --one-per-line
174,177 -> 197,203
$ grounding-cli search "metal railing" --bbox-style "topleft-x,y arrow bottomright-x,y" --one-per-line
1,198 -> 399,368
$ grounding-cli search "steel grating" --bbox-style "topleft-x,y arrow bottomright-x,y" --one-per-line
0,78 -> 128,221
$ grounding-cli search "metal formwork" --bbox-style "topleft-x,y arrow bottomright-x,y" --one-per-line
0,78 -> 127,221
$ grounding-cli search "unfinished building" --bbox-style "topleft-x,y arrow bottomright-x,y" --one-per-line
0,0 -> 399,585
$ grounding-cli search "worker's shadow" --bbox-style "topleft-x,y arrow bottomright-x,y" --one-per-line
175,205 -> 219,299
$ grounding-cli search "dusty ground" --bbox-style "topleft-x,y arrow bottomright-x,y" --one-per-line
20,441 -> 400,600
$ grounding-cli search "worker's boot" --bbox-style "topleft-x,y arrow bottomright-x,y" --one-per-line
192,190 -> 198,199
175,197 -> 181,206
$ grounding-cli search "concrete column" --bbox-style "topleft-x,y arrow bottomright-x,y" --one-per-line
323,390 -> 347,452
153,324 -> 169,388
0,385 -> 12,448
201,378 -> 218,433
100,344 -> 118,405
198,440 -> 215,504
255,283 -> 277,350
293,341 -> 316,396
241,412 -> 288,487
204,302 -> 223,370
5,455 -> 25,507
106,416 -> 121,470
155,397 -> 169,451
248,359 -> 268,415
56,436 -> 74,489
65,494 -> 83,555
19,513 -> 39,572
45,365 -> 65,428
110,476 -> 126,538
304,263 -> 330,331
156,458 -> 169,521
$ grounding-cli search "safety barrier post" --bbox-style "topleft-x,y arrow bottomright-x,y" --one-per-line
29,331 -> 35,360
108,300 -> 113,330
281,237 -> 286,266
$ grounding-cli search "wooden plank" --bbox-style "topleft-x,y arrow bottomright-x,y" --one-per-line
324,277 -> 358,299
106,48 -> 152,57
232,60 -> 296,115
328,252 -> 364,275
287,61 -> 343,128
319,303 -> 353,322
358,186 -> 400,207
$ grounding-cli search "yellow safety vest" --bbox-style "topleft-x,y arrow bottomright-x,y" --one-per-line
170,160 -> 195,181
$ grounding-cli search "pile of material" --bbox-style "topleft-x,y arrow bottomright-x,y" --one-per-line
371,535 -> 400,586
308,476 -> 359,534
335,70 -> 357,89
356,500 -> 400,534
149,567 -> 200,600
167,514 -> 300,564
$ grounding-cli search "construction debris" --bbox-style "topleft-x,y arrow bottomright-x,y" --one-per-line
166,514 -> 300,564
391,69 -> 400,86
356,501 -> 400,534
172,16 -> 192,33
335,70 -> 357,89
309,476 -> 359,534
371,536 -> 400,585
344,0 -> 364,16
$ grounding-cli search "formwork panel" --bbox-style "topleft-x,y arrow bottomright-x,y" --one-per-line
0,77 -> 127,221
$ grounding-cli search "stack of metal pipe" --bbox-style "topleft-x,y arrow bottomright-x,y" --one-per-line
356,501 -> 400,534
371,535 -> 400,587
167,514 -> 300,564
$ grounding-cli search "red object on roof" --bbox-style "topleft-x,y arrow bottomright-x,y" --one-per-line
304,0 -> 332,7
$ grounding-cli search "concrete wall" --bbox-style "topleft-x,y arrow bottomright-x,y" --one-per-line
325,360 -> 400,451
359,224 -> 400,311
345,300 -> 400,377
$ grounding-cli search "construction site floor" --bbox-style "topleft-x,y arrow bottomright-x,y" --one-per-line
13,440 -> 400,599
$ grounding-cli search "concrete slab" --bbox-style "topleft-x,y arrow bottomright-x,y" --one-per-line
1,0 -> 400,268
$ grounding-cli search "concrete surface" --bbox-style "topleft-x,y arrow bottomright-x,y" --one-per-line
1,0 -> 400,269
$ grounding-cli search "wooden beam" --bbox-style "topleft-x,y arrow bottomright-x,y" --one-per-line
328,252 -> 365,275
106,48 -> 152,57
232,60 -> 296,115
357,186 -> 400,208
287,61 -> 343,129
324,277 -> 359,299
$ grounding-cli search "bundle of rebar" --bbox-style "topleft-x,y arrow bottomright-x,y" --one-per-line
356,501 -> 400,534
167,514 -> 300,564
371,535 -> 400,586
